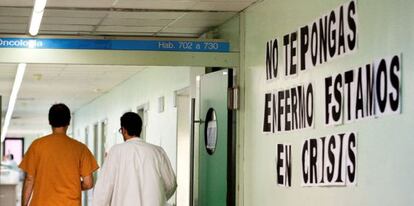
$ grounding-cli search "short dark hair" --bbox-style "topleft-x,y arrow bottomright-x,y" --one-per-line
48,103 -> 71,127
120,112 -> 142,137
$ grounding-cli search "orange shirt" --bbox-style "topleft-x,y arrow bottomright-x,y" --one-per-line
19,134 -> 99,206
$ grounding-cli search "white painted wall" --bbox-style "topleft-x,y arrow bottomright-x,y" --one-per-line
238,0 -> 414,205
176,90 -> 191,206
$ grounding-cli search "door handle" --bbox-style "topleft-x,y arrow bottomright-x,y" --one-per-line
193,119 -> 204,124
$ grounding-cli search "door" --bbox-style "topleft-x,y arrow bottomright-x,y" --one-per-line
90,124 -> 99,205
100,120 -> 107,165
198,69 -> 235,206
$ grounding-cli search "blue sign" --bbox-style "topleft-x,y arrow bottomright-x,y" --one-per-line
0,38 -> 230,52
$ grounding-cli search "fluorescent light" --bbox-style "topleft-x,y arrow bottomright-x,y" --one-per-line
29,10 -> 44,36
29,0 -> 47,36
33,0 -> 47,12
1,63 -> 26,142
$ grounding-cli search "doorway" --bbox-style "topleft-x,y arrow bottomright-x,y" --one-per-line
82,127 -> 90,206
137,103 -> 149,141
2,137 -> 24,164
197,69 -> 236,206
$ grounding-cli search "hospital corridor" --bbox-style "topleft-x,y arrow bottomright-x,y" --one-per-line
1,0 -> 414,206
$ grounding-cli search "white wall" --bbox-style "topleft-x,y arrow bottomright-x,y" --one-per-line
239,0 -> 414,205
73,66 -> 191,175
176,90 -> 190,206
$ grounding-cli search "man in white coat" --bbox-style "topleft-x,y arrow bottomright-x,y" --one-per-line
93,112 -> 177,206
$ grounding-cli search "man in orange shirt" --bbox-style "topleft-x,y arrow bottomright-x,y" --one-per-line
19,103 -> 99,206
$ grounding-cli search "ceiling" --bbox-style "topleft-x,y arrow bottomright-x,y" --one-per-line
1,64 -> 145,137
0,0 -> 258,137
0,0 -> 257,37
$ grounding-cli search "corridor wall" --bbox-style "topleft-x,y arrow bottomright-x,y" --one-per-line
239,0 -> 414,205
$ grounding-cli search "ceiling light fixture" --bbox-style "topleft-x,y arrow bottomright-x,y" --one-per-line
29,0 -> 48,36
1,63 -> 27,142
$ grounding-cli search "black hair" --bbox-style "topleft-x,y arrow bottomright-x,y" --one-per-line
48,103 -> 71,127
120,112 -> 142,137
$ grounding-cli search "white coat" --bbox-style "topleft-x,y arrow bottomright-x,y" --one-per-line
93,138 -> 177,206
